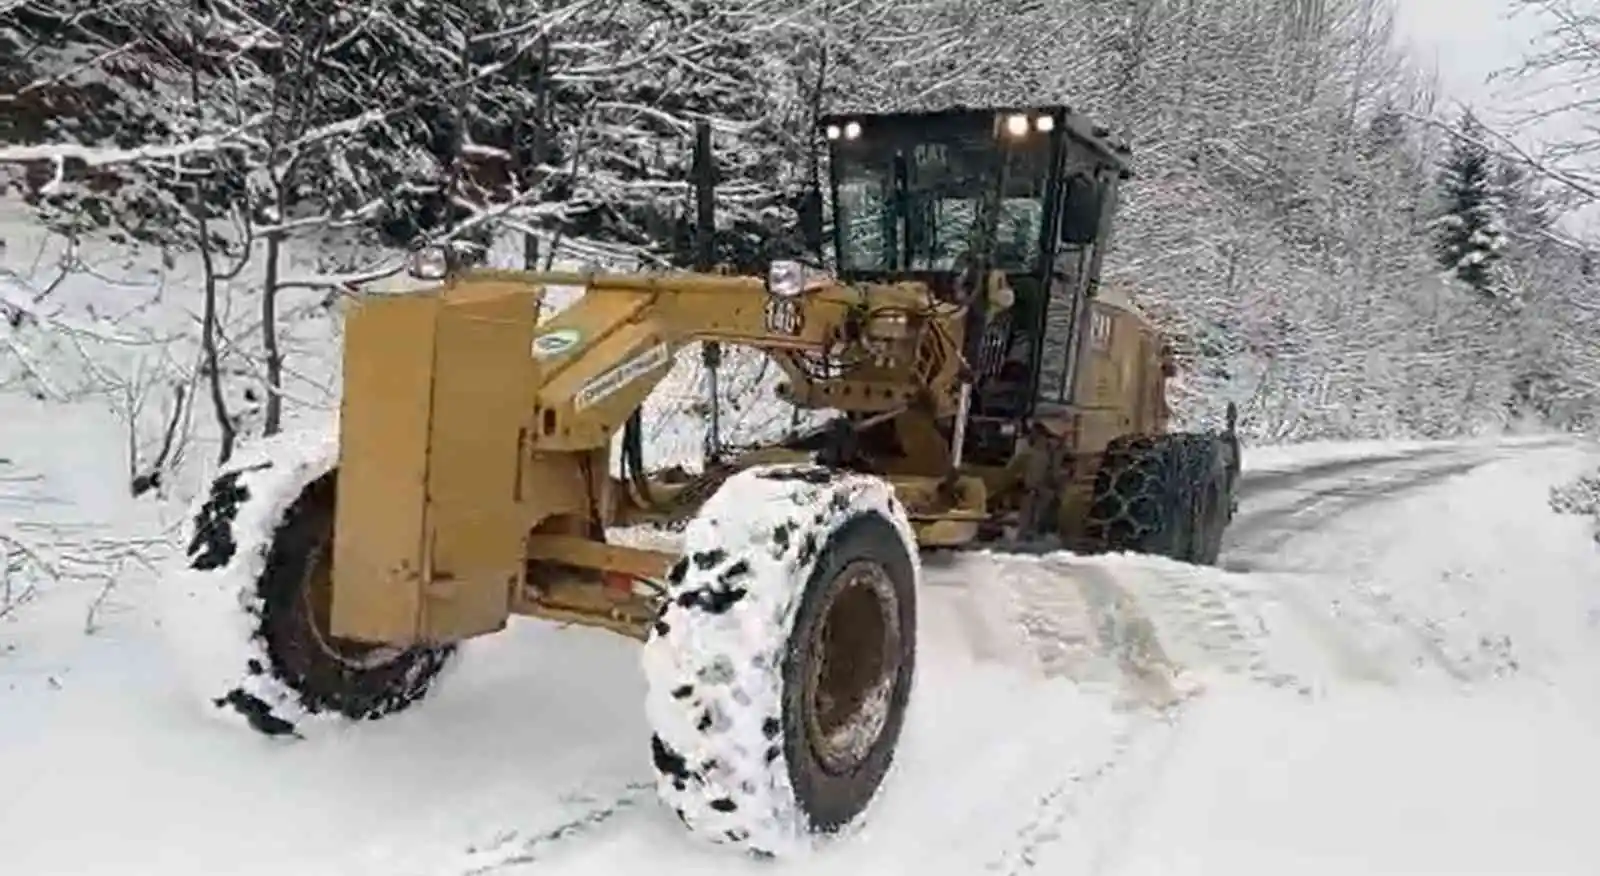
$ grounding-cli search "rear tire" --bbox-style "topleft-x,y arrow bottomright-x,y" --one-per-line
1184,432 -> 1240,565
166,430 -> 456,737
641,465 -> 919,856
1082,432 -> 1237,566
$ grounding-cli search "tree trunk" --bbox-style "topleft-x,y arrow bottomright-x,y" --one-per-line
262,228 -> 284,436
198,219 -> 236,465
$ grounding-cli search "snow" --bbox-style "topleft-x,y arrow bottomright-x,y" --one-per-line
1072,441 -> 1600,876
1101,684 -> 1600,876
5,6 -> 1598,872
5,398 -> 1600,875
0,138 -> 241,168
10,0 -> 1600,866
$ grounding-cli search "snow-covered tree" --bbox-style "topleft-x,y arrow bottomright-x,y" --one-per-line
6,0 -> 1600,450
1432,112 -> 1509,301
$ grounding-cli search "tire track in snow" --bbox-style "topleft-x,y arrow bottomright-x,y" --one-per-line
1240,448 -> 1446,494
1226,452 -> 1500,572
1236,435 -> 1571,500
1224,447 -> 1526,683
980,557 -> 1204,876
981,443 -> 1557,874
444,784 -> 654,875
983,699 -> 1193,876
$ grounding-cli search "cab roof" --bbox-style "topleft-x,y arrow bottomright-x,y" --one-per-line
818,104 -> 1132,179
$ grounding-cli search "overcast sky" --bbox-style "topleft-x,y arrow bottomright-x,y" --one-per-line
1393,0 -> 1595,236
1391,0 -> 1581,155
1391,0 -> 1543,119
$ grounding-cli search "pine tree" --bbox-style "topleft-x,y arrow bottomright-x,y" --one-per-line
1432,111 -> 1508,300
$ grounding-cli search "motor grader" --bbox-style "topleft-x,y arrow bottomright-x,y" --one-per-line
171,104 -> 1239,856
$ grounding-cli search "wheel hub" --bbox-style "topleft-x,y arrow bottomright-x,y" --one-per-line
300,538 -> 404,670
805,559 -> 902,775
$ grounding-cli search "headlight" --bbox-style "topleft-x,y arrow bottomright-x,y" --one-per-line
826,120 -> 863,141
1003,114 -> 1030,137
407,244 -> 450,280
866,310 -> 911,342
767,260 -> 805,298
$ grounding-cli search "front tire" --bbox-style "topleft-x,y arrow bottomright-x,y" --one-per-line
641,465 -> 919,856
166,430 -> 456,737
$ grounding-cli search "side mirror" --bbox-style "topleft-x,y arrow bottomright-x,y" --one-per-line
798,187 -> 824,255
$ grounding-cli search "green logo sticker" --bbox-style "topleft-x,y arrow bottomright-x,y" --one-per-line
532,328 -> 581,359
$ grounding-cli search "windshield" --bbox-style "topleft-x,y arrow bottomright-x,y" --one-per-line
836,159 -> 897,272
832,133 -> 1051,273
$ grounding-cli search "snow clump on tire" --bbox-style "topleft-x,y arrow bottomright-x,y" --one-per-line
159,427 -> 455,737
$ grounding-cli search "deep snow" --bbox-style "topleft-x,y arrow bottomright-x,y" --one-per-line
3,399 -> 1600,875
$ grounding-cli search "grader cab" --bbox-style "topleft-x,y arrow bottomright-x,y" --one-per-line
819,106 -> 1131,446
168,105 -> 1240,858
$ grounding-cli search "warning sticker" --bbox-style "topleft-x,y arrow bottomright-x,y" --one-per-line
574,342 -> 671,410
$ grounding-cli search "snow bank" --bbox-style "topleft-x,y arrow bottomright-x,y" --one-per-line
1548,464 -> 1600,545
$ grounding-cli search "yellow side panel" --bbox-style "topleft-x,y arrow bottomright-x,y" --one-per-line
331,294 -> 438,644
1075,304 -> 1117,408
535,313 -> 668,450
422,286 -> 538,641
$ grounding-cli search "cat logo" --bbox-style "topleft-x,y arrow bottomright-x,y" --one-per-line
1089,310 -> 1113,351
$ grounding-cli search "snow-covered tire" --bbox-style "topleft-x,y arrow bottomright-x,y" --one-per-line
163,429 -> 456,737
641,465 -> 919,856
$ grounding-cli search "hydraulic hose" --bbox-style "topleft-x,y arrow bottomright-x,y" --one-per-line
622,409 -> 658,510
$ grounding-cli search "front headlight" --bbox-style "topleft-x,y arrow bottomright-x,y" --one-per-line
767,260 -> 805,298
407,244 -> 451,280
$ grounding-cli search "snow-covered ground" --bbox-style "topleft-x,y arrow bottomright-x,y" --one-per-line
3,405 -> 1600,874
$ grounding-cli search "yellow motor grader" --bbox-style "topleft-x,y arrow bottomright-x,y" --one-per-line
171,105 -> 1239,856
